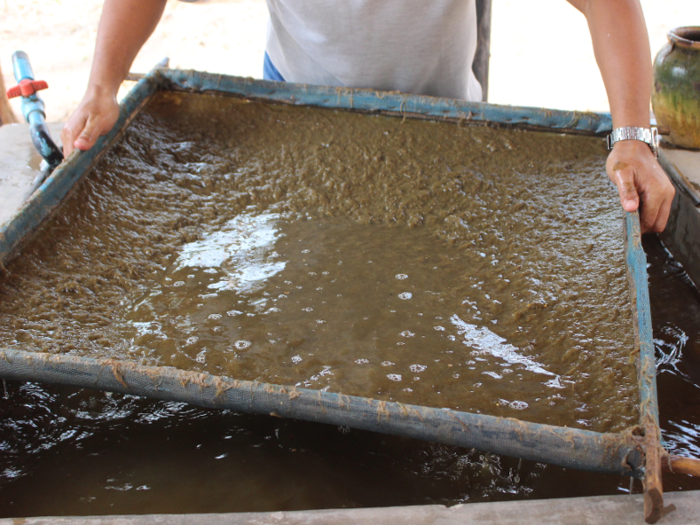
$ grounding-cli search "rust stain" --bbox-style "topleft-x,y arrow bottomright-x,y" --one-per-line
104,359 -> 127,387
376,400 -> 390,421
446,411 -> 470,433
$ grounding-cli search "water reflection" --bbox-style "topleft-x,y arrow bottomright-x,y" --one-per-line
450,314 -> 556,378
175,212 -> 285,294
115,216 -> 611,425
644,235 -> 700,492
0,380 -> 631,518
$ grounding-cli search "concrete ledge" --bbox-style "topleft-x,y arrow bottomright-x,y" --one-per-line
4,491 -> 700,525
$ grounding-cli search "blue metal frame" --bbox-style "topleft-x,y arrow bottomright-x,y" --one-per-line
159,69 -> 613,134
0,70 -> 660,496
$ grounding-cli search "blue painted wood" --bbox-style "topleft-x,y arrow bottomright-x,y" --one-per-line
157,69 -> 614,135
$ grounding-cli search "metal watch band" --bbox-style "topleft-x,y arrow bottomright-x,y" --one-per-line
606,126 -> 659,158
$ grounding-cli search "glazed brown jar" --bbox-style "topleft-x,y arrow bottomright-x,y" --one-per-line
652,27 -> 700,150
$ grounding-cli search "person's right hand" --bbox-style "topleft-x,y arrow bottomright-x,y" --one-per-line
61,86 -> 120,158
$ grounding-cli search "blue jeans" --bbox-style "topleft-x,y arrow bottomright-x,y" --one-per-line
263,52 -> 285,82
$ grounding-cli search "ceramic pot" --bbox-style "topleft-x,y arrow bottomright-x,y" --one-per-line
652,27 -> 700,150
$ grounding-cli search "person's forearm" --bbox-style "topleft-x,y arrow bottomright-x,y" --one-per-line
88,0 -> 168,96
568,0 -> 651,129
567,0 -> 674,234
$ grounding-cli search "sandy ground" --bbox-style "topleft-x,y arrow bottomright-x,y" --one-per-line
1,0 -> 699,123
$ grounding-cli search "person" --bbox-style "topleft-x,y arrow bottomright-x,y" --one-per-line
61,0 -> 675,233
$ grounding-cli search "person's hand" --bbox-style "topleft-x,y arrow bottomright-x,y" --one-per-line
606,140 -> 675,233
61,86 -> 120,158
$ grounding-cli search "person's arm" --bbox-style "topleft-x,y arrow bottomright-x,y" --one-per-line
567,0 -> 675,233
61,0 -> 167,157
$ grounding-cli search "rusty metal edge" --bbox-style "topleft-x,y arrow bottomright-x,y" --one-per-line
0,347 -> 643,477
624,211 -> 664,523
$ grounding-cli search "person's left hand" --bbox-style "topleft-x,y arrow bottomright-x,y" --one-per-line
606,140 -> 675,233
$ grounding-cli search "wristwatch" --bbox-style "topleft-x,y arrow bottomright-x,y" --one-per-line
606,126 -> 659,158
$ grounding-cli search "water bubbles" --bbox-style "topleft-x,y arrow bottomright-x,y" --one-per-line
234,340 -> 252,350
301,249 -> 310,254
410,364 -> 427,373
195,350 -> 207,363
398,292 -> 412,300
434,325 -> 445,331
395,274 -> 408,280
291,355 -> 302,364
545,377 -> 564,389
173,281 -> 185,287
316,319 -> 326,324
208,313 -> 222,320
302,307 -> 314,312
387,374 -> 402,382
400,330 -> 415,338
185,336 -> 199,346
509,400 -> 529,410
354,358 -> 369,365
226,310 -> 243,317
381,361 -> 395,367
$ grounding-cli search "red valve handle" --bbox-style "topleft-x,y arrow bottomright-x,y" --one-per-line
6,78 -> 49,99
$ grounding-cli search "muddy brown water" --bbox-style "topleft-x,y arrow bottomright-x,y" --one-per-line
1,236 -> 699,517
0,92 -> 637,432
1,91 -> 687,517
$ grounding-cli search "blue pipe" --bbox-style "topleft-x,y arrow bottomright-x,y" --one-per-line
12,51 -> 63,170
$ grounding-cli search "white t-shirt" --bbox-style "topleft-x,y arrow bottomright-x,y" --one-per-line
265,0 -> 482,101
